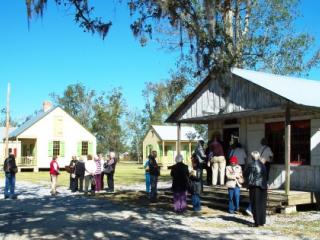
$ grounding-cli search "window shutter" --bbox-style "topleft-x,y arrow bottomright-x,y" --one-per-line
60,141 -> 65,157
48,141 -> 53,157
77,142 -> 82,156
88,142 -> 93,155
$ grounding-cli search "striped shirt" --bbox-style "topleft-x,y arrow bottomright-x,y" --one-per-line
94,159 -> 102,174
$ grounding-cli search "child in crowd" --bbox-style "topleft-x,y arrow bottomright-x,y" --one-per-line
189,169 -> 201,212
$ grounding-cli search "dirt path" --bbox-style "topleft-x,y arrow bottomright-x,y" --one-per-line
0,181 -> 319,240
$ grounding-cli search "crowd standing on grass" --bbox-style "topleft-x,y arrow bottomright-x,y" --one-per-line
3,133 -> 272,228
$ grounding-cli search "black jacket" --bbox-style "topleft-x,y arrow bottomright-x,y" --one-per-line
75,160 -> 85,176
245,160 -> 267,189
171,162 -> 189,192
3,155 -> 17,174
189,169 -> 201,195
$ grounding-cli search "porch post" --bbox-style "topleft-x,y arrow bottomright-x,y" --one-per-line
188,141 -> 192,165
162,140 -> 165,162
177,123 -> 181,155
285,103 -> 291,195
16,138 -> 19,166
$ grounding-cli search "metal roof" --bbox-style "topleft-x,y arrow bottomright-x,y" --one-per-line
151,125 -> 202,141
9,106 -> 58,138
166,68 -> 320,123
231,68 -> 320,107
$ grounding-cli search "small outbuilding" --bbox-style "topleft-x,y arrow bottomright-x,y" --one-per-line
143,125 -> 202,167
167,68 -> 320,193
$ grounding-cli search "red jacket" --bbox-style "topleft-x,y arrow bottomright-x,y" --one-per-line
50,160 -> 59,175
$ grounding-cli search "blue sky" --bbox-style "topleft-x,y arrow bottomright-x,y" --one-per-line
0,1 -> 319,122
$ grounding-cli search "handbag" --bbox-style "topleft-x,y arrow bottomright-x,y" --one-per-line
103,164 -> 113,174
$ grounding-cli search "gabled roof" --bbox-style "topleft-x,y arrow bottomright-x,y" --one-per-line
9,106 -> 58,138
231,68 -> 320,108
151,125 -> 202,141
0,127 -> 16,140
167,68 -> 320,123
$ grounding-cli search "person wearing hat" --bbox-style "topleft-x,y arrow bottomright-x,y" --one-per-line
226,156 -> 244,214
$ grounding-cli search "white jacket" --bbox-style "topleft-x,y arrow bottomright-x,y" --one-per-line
226,165 -> 243,188
85,160 -> 97,176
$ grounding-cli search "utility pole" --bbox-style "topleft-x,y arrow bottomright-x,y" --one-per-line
4,83 -> 10,158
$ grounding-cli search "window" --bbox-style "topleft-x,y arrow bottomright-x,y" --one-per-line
81,141 -> 88,156
53,141 -> 60,157
265,120 -> 310,165
291,120 -> 310,165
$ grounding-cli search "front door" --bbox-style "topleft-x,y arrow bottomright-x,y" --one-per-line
223,128 -> 239,157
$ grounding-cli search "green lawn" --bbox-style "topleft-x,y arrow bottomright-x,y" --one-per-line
0,163 -> 171,187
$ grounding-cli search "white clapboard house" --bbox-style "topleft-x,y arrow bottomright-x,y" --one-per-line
7,101 -> 96,171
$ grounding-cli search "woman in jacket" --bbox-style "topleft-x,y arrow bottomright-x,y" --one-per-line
170,154 -> 189,213
106,152 -> 117,193
245,151 -> 268,227
148,151 -> 159,201
226,156 -> 243,214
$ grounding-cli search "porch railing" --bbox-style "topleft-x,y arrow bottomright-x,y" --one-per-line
17,156 -> 37,167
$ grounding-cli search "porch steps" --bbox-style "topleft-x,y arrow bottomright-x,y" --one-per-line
159,185 -> 292,214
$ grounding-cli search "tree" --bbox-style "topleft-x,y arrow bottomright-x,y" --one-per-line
143,70 -> 190,125
51,83 -> 95,130
51,84 -> 127,154
125,110 -> 145,162
92,88 -> 127,154
129,0 -> 320,77
26,1 -> 320,76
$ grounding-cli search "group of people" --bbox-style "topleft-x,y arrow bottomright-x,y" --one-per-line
143,132 -> 273,227
49,152 -> 117,196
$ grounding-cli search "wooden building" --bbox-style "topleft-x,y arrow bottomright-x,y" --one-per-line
8,101 -> 97,171
143,125 -> 202,167
167,68 -> 320,193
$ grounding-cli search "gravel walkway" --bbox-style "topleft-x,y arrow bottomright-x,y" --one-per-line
0,180 -> 319,240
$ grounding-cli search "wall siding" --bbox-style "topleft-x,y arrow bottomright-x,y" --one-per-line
180,76 -> 286,121
270,165 -> 320,191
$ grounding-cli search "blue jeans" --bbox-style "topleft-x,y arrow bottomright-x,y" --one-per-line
192,194 -> 201,211
4,172 -> 16,198
228,187 -> 240,213
145,173 -> 150,193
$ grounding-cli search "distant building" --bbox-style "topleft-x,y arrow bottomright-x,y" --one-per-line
7,101 -> 96,171
143,125 -> 202,167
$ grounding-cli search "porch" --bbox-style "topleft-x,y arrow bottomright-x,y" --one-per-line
158,141 -> 195,167
202,185 -> 319,213
161,185 -> 319,214
17,138 -> 38,171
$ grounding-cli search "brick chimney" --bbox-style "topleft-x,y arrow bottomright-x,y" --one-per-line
43,101 -> 53,112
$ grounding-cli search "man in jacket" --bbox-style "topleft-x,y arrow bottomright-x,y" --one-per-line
75,156 -> 85,192
3,154 -> 18,199
193,140 -> 207,192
